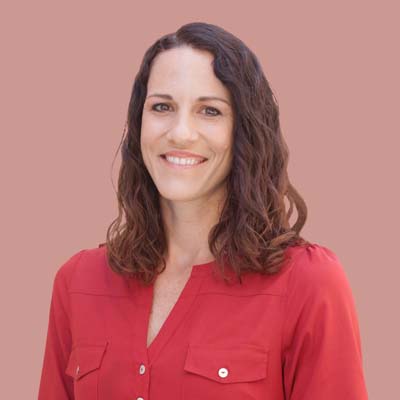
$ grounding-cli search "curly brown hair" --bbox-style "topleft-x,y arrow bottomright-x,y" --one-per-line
101,21 -> 310,286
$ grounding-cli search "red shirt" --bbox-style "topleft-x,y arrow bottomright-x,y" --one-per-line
38,243 -> 368,399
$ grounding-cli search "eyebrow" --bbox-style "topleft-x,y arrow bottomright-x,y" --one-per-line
146,93 -> 231,106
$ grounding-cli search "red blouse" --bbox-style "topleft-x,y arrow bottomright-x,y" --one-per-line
38,243 -> 368,399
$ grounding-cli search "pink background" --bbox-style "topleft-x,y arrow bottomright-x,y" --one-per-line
2,1 -> 398,398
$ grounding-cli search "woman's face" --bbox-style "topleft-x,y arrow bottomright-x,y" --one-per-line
140,46 -> 234,204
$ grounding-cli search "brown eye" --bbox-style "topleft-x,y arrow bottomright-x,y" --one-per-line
152,103 -> 170,112
203,106 -> 221,116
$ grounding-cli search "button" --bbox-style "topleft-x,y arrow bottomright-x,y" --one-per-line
139,364 -> 146,375
218,367 -> 228,378
76,365 -> 80,375
137,397 -> 144,400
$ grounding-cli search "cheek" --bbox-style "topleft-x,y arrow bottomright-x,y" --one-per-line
139,131 -> 155,170
140,119 -> 162,148
142,112 -> 171,132
202,119 -> 232,144
210,130 -> 233,154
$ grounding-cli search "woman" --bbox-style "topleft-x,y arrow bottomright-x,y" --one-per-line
38,22 -> 368,399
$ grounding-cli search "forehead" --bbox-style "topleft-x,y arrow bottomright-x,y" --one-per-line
147,46 -> 231,101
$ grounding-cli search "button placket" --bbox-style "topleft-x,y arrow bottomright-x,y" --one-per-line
135,360 -> 149,400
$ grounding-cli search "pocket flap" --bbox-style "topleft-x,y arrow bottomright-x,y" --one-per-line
65,340 -> 108,380
183,343 -> 268,383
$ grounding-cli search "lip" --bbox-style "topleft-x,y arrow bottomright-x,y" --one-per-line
161,150 -> 208,160
159,155 -> 208,169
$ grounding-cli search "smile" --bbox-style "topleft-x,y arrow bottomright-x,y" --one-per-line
159,155 -> 208,169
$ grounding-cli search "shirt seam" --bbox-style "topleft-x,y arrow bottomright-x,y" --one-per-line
280,250 -> 300,359
68,291 -> 131,297
64,249 -> 87,335
196,292 -> 286,297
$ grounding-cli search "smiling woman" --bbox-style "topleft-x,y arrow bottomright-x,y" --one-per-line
140,45 -> 234,208
38,21 -> 368,400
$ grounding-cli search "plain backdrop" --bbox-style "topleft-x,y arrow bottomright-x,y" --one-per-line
1,0 -> 398,398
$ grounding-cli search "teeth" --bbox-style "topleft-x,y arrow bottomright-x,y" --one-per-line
165,156 -> 205,166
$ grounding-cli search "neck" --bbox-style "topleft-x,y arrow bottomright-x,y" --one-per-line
159,186 -> 226,273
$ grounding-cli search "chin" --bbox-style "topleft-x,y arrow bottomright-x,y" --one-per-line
159,193 -> 200,202
157,187 -> 204,202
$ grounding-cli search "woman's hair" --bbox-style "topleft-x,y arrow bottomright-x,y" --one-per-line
102,21 -> 310,285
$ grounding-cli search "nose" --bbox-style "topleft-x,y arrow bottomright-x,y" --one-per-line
166,107 -> 198,144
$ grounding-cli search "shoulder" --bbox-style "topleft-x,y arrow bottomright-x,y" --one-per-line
54,246 -> 102,281
281,243 -> 358,348
288,243 -> 347,291
284,242 -> 355,308
52,248 -> 87,288
54,245 -> 131,296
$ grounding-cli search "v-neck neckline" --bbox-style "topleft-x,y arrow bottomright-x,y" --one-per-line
133,259 -> 216,365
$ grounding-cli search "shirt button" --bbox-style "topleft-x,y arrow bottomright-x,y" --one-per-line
76,365 -> 80,376
218,367 -> 229,378
137,397 -> 144,400
139,364 -> 146,375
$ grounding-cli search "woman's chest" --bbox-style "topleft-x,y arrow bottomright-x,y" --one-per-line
146,274 -> 190,347
67,274 -> 286,400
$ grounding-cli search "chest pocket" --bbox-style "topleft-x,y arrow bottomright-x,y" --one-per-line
65,340 -> 108,400
182,343 -> 269,400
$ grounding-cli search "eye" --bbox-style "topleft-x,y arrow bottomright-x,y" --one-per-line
203,106 -> 221,117
151,103 -> 170,112
150,103 -> 221,116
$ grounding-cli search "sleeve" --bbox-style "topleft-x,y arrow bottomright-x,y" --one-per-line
281,244 -> 369,399
37,250 -> 85,400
